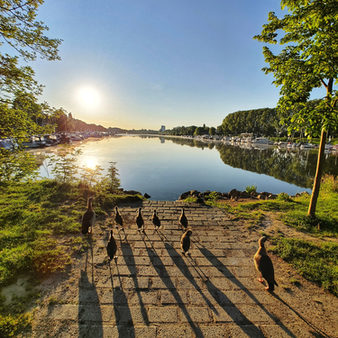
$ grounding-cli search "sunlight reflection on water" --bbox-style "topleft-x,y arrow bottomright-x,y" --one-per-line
34,136 -> 321,200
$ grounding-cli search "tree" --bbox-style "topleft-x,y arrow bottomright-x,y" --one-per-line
0,0 -> 62,181
0,0 -> 61,100
254,0 -> 337,217
209,127 -> 216,136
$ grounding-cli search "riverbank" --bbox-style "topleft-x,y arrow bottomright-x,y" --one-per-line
0,176 -> 337,336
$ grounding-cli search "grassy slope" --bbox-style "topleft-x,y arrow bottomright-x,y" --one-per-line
0,179 -> 143,336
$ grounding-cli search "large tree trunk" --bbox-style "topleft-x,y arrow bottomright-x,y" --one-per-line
307,127 -> 326,217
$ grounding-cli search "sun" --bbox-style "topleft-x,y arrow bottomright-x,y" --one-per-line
76,86 -> 101,108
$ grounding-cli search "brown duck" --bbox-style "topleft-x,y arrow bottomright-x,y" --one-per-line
106,230 -> 117,261
254,236 -> 278,291
179,208 -> 188,229
81,197 -> 95,234
152,209 -> 161,229
136,207 -> 144,231
181,230 -> 192,255
114,206 -> 123,228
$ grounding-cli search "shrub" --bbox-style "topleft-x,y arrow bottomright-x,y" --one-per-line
245,185 -> 257,194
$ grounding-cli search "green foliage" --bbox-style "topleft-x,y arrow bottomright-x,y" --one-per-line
0,0 -> 61,99
277,192 -> 292,202
0,150 -> 39,184
245,185 -> 257,194
270,238 -> 338,296
254,0 -> 337,137
0,313 -> 32,337
183,196 -> 199,203
219,108 -> 280,136
204,191 -> 220,201
48,147 -> 81,183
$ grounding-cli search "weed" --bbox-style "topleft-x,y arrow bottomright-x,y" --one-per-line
245,185 -> 257,194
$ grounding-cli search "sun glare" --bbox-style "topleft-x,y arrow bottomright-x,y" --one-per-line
76,86 -> 101,108
82,157 -> 98,170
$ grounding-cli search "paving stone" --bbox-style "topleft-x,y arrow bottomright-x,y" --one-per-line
157,324 -> 195,337
150,277 -> 176,289
179,306 -> 211,323
148,306 -> 178,322
160,290 -> 189,304
129,290 -> 159,305
227,324 -> 265,337
120,276 -> 149,289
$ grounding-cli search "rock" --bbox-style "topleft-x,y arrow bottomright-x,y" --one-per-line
195,197 -> 204,204
229,189 -> 241,200
179,191 -> 190,200
240,191 -> 251,198
144,193 -> 151,199
190,190 -> 200,196
124,190 -> 141,195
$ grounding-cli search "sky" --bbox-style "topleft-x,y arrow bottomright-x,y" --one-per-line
31,0 -> 285,130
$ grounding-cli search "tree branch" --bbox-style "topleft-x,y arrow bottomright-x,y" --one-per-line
320,78 -> 328,88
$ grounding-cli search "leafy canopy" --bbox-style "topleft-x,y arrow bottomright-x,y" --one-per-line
0,0 -> 61,99
254,0 -> 337,137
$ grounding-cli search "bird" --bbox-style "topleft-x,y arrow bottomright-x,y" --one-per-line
81,197 -> 95,234
179,208 -> 188,229
181,230 -> 192,255
254,236 -> 278,292
114,206 -> 123,229
152,209 -> 161,230
106,230 -> 117,261
136,207 -> 144,232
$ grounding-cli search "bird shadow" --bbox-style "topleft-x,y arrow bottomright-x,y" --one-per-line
108,260 -> 135,338
78,270 -> 103,338
164,242 -> 218,315
271,293 -> 330,338
142,237 -> 204,338
203,277 -> 266,337
197,245 -> 297,338
120,241 -> 150,326
84,236 -> 94,283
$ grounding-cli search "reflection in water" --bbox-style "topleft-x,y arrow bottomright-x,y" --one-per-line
81,156 -> 99,169
168,137 -> 337,189
35,136 -> 337,200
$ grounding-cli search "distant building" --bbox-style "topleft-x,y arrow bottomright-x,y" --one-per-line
160,125 -> 166,132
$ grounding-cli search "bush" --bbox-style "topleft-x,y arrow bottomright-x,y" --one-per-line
245,185 -> 257,194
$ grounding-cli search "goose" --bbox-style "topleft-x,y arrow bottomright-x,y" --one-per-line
106,230 -> 117,260
114,206 -> 123,229
181,230 -> 192,255
81,197 -> 95,234
136,207 -> 144,232
179,207 -> 188,229
152,209 -> 161,230
254,236 -> 278,291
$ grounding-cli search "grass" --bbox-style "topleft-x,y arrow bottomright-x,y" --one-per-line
0,178 -> 143,336
270,238 -> 338,296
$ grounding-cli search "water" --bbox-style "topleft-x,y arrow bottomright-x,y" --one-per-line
36,135 -> 337,200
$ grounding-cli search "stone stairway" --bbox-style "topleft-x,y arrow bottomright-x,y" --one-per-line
32,201 -> 338,337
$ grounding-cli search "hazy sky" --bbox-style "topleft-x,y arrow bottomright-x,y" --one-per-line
32,0 -> 285,129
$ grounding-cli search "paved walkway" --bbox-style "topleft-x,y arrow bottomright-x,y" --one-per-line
32,201 -> 338,337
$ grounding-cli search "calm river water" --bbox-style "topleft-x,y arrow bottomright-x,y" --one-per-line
36,135 -> 337,201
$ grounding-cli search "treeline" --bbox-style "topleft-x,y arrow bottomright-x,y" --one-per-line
164,124 -> 217,136
53,110 -> 107,133
218,107 -> 281,137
